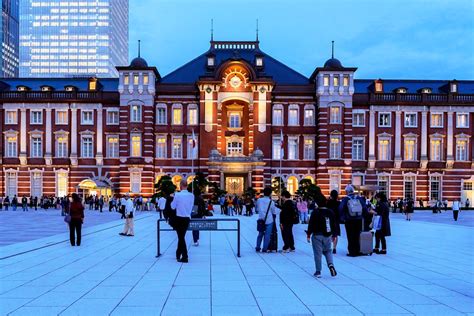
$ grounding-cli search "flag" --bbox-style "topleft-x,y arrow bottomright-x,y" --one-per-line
280,130 -> 284,159
191,130 -> 197,158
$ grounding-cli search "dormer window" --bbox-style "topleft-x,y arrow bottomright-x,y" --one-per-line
41,86 -> 52,92
124,74 -> 130,85
396,88 -> 407,94
256,56 -> 263,67
17,86 -> 29,92
207,56 -> 215,67
421,88 -> 432,94
88,78 -> 97,91
450,81 -> 458,93
374,80 -> 383,93
65,86 -> 76,92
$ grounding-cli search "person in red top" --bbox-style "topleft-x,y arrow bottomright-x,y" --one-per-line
69,193 -> 85,246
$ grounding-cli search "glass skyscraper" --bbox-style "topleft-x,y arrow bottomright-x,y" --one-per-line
19,0 -> 128,78
1,0 -> 20,77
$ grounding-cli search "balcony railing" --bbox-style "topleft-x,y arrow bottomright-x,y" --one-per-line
0,91 -> 119,103
354,93 -> 474,105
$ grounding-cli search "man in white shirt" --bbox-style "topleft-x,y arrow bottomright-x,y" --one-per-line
255,187 -> 277,252
119,193 -> 135,236
452,199 -> 460,221
171,180 -> 194,263
157,196 -> 166,219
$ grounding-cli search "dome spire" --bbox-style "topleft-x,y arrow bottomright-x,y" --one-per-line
210,19 -> 214,41
138,40 -> 141,58
331,40 -> 334,58
256,19 -> 259,41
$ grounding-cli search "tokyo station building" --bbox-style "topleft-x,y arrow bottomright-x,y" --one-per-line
0,39 -> 473,204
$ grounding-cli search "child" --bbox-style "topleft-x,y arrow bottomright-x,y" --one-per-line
306,198 -> 338,278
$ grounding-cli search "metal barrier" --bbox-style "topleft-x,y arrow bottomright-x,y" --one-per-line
156,218 -> 241,258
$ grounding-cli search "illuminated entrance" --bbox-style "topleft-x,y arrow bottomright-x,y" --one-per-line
77,178 -> 112,198
226,177 -> 245,195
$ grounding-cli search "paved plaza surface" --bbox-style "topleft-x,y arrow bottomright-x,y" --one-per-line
0,211 -> 473,315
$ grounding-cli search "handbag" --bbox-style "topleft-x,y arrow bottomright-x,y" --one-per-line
64,213 -> 71,224
371,215 -> 382,231
257,200 -> 272,232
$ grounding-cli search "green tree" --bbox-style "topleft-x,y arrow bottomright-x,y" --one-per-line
188,171 -> 209,195
271,176 -> 286,196
297,179 -> 319,201
208,181 -> 226,204
154,175 -> 176,198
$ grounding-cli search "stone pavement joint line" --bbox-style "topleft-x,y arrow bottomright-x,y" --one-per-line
0,212 -> 473,315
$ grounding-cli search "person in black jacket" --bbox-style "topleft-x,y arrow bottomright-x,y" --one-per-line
279,190 -> 296,253
373,192 -> 391,254
192,191 -> 207,246
326,190 -> 341,254
306,196 -> 337,278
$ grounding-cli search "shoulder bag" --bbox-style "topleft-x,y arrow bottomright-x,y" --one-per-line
257,200 -> 272,232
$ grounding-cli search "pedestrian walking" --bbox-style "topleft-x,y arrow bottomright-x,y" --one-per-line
157,195 -> 166,219
296,197 -> 308,224
12,195 -> 18,211
405,198 -> 414,221
119,193 -> 135,237
255,187 -> 277,253
99,196 -> 104,212
465,198 -> 470,209
192,190 -> 206,247
306,195 -> 337,278
452,199 -> 460,221
279,190 -> 297,253
33,196 -> 38,210
338,185 -> 367,257
373,192 -> 391,255
3,196 -> 9,210
68,193 -> 84,246
326,190 -> 341,254
171,180 -> 194,263
21,196 -> 28,211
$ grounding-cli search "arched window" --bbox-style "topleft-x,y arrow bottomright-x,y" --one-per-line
273,104 -> 284,126
288,104 -> 299,126
329,103 -> 342,124
287,176 -> 299,195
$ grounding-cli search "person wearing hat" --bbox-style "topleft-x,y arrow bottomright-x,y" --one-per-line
338,184 -> 368,257
119,193 -> 135,236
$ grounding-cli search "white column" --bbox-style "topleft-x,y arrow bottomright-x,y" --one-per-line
446,112 -> 454,168
96,106 -> 103,165
257,86 -> 267,132
420,111 -> 428,168
368,109 -> 376,168
19,108 -> 27,165
70,107 -> 78,165
45,108 -> 52,165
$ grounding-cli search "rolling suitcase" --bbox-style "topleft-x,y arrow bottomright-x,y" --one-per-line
359,219 -> 373,255
267,222 -> 278,252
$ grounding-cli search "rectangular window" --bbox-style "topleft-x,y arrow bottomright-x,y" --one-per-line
172,107 -> 182,125
131,135 -> 141,157
56,172 -> 68,197
378,139 -> 391,160
303,139 -> 314,160
188,138 -> 198,158
329,135 -> 341,159
375,82 -> 383,92
273,138 -> 282,160
6,172 -> 18,197
188,107 -> 198,125
463,182 -> 473,191
172,137 -> 182,158
56,110 -> 68,125
333,76 -> 339,86
456,140 -> 468,161
430,176 -> 441,201
31,136 -> 42,157
227,141 -> 243,156
56,136 -> 68,158
456,113 -> 469,128
343,75 -> 349,87
107,136 -> 119,158
31,172 -> 42,198
133,74 -> 139,85
229,113 -> 241,128
404,176 -> 416,199
330,106 -> 341,124
5,110 -> 18,124
31,110 -> 43,124
404,113 -> 417,128
157,107 -> 167,125
404,139 -> 416,161
130,172 -> 141,193
430,113 -> 443,128
379,113 -> 391,127
288,108 -> 298,126
352,175 -> 364,187
288,137 -> 298,160
323,75 -> 329,87
378,175 -> 389,197
106,110 -> 119,125
430,139 -> 442,161
81,136 -> 93,158
352,138 -> 364,160
143,74 -> 149,85
304,109 -> 315,126
329,174 -> 341,193
81,110 -> 94,125
353,112 -> 365,127
156,136 -> 167,158
123,74 -> 129,85
6,136 -> 18,157
273,108 -> 283,125
131,105 -> 142,122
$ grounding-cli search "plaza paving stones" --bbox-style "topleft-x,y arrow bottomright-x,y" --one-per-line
0,210 -> 473,315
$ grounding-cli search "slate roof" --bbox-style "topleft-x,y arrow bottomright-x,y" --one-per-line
161,44 -> 310,85
0,78 -> 119,91
354,79 -> 474,94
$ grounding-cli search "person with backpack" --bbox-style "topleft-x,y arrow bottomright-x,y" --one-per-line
255,187 -> 277,253
306,191 -> 337,278
279,190 -> 297,253
338,184 -> 368,257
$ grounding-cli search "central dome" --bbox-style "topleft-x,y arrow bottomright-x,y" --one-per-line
130,57 -> 148,68
323,58 -> 343,69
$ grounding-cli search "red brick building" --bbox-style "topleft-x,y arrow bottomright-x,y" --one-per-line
1,40 -> 473,205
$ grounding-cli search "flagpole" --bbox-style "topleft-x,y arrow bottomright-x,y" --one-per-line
192,129 -> 195,195
280,130 -> 283,203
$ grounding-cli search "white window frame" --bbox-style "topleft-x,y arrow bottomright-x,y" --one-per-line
228,112 -> 241,129
456,113 -> 469,128
343,75 -> 349,87
430,137 -> 443,161
404,113 -> 418,128
403,174 -> 416,200
288,104 -> 299,126
55,110 -> 68,125
56,170 -> 68,197
429,174 -> 442,202
352,137 -> 365,160
352,110 -> 365,127
143,74 -> 149,85
303,137 -> 315,160
377,174 -> 390,198
30,171 -> 43,198
329,105 -> 342,124
172,104 -> 183,125
323,75 -> 329,87
187,135 -> 198,159
172,136 -> 183,159
378,112 -> 392,128
156,104 -> 167,125
81,135 -> 94,158
30,110 -> 43,125
303,105 -> 315,126
226,138 -> 243,157
378,137 -> 391,161
333,76 -> 340,87
272,136 -> 282,160
187,104 -> 198,126
287,136 -> 299,160
106,109 -> 119,125
156,135 -> 167,159
329,172 -> 341,193
81,110 -> 94,125
130,104 -> 142,123
5,171 -> 18,198
55,134 -> 68,158
329,134 -> 342,159
5,133 -> 18,157
430,113 -> 443,128
5,110 -> 18,124
455,137 -> 469,161
272,104 -> 284,126
130,171 -> 141,194
130,133 -> 142,157
30,134 -> 43,158
352,173 -> 365,187
404,137 -> 417,161
106,135 -> 119,158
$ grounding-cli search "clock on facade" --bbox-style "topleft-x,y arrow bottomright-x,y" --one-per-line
230,75 -> 242,88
